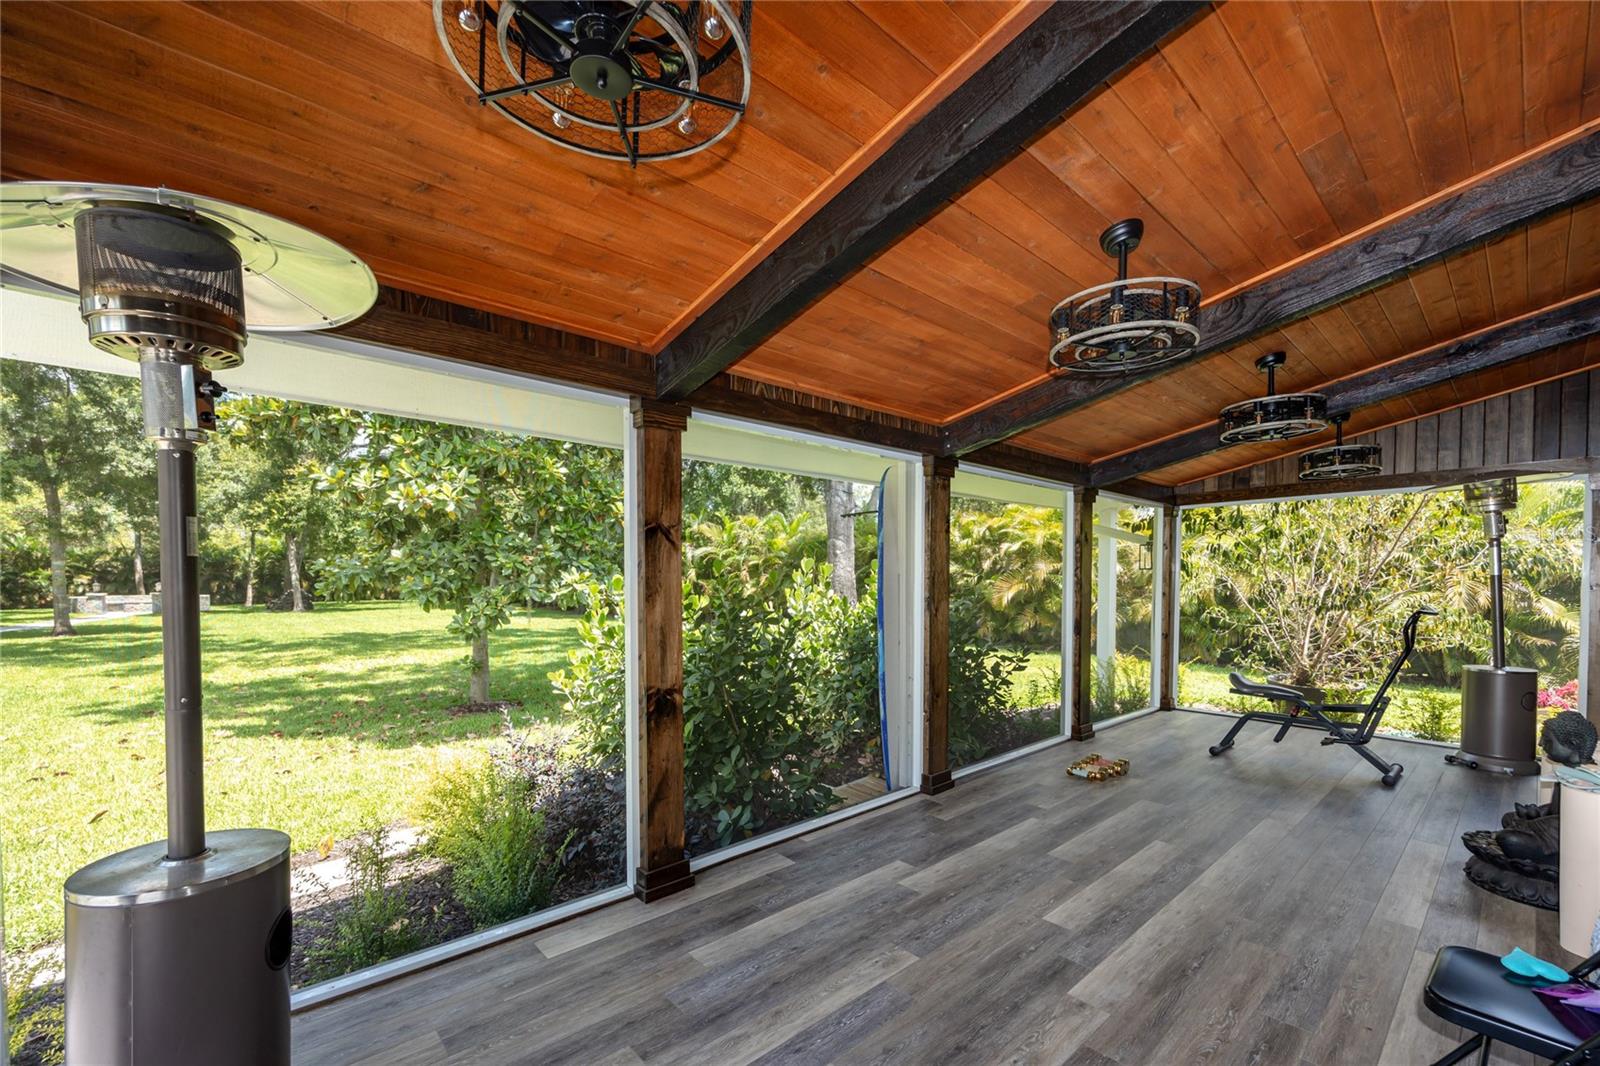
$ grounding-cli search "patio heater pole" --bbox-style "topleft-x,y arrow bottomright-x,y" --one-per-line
1486,507 -> 1507,671
150,359 -> 214,859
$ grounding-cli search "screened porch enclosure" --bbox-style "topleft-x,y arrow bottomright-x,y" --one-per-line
4,2 -> 1600,1064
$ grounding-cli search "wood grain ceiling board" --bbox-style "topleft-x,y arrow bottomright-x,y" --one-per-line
1152,335 -> 1600,486
735,1 -> 1598,423
1008,201 -> 1600,464
1,0 -> 1594,458
0,0 -> 1021,349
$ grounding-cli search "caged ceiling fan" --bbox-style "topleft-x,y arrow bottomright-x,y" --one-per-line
435,0 -> 754,166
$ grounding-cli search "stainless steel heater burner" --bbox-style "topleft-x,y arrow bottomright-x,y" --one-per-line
0,181 -> 376,1066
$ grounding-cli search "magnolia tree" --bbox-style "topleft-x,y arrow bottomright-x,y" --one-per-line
318,414 -> 621,706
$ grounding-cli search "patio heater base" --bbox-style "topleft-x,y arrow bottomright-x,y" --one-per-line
1447,665 -> 1540,777
64,829 -> 291,1066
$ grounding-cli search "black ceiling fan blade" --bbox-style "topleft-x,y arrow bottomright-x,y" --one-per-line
609,98 -> 638,167
611,2 -> 649,51
478,74 -> 573,104
636,75 -> 744,113
517,9 -> 575,53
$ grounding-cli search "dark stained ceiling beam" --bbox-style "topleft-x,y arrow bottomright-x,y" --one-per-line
1174,457 -> 1598,507
1088,291 -> 1600,486
654,0 -> 1207,401
943,128 -> 1600,456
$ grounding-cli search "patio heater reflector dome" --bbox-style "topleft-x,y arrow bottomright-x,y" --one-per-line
1218,351 -> 1328,445
1049,218 -> 1201,374
1298,413 -> 1382,481
1,180 -> 376,1066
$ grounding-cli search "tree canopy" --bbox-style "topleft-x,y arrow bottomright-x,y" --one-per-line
316,412 -> 623,704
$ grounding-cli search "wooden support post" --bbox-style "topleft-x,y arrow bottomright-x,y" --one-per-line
1158,504 -> 1179,711
1587,473 -> 1600,729
922,456 -> 956,795
1072,488 -> 1098,741
631,398 -> 694,902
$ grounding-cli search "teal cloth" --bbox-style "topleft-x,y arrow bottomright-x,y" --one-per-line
1500,947 -> 1572,983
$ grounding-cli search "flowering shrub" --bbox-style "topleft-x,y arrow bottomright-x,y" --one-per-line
1538,680 -> 1579,713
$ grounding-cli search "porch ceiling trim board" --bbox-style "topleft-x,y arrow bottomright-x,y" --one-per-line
335,288 -> 654,395
1090,290 -> 1600,486
943,123 -> 1600,456
653,0 -> 1208,401
336,287 -> 1110,486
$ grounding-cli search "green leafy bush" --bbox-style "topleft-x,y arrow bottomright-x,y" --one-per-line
950,503 -> 1064,650
1179,483 -> 1582,691
303,822 -> 418,983
1091,652 -> 1152,721
548,575 -> 628,761
414,757 -> 563,927
948,585 -> 1030,765
787,565 -> 880,764
553,512 -> 882,853
682,516 -> 836,849
1387,689 -> 1462,742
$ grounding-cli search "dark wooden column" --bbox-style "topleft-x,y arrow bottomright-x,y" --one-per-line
631,398 -> 694,902
1071,488 -> 1098,741
922,456 -> 957,794
1158,504 -> 1180,711
1587,473 -> 1600,729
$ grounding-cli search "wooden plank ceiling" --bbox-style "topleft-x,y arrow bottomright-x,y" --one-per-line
0,0 -> 1026,349
2,1 -> 1598,487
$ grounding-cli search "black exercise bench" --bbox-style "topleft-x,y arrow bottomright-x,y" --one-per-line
1207,607 -> 1436,788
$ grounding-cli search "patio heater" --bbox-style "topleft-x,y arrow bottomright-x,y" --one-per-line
0,182 -> 375,1065
1447,478 -> 1540,776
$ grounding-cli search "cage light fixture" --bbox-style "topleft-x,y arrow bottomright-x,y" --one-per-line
1297,413 -> 1382,481
434,0 -> 753,166
1217,351 -> 1329,445
1049,218 -> 1202,374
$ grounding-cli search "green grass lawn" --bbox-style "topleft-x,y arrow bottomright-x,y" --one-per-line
0,601 -> 582,952
0,609 -> 57,625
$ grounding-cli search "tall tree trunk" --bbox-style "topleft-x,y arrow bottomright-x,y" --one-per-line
42,479 -> 76,636
285,532 -> 305,611
825,480 -> 858,604
243,530 -> 256,607
469,633 -> 490,705
131,528 -> 146,595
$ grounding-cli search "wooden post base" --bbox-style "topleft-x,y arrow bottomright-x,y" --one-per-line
633,859 -> 694,903
1071,722 -> 1096,742
920,769 -> 954,795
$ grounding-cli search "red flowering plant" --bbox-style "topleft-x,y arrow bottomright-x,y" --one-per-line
1536,680 -> 1579,721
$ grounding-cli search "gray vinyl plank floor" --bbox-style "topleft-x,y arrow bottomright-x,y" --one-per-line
292,710 -> 1573,1066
